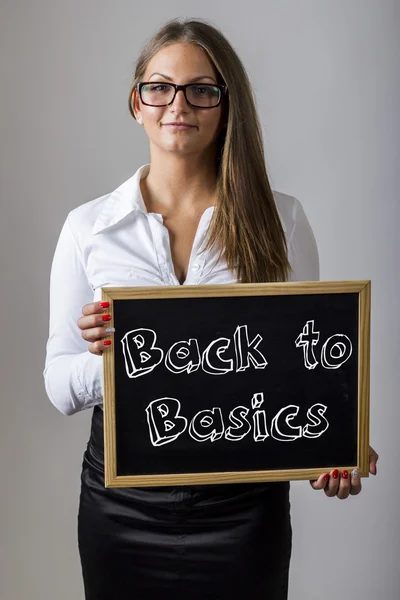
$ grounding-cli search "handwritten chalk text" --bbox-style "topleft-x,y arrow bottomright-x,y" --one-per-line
145,392 -> 329,447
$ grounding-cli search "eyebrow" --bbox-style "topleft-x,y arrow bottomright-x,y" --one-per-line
148,73 -> 217,84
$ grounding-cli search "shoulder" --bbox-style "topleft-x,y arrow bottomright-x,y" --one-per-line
272,189 -> 319,281
272,189 -> 302,236
64,165 -> 148,245
66,192 -> 111,243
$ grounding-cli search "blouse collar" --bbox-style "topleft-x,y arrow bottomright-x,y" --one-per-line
92,164 -> 150,235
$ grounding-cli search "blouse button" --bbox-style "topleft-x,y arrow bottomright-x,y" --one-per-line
192,263 -> 200,272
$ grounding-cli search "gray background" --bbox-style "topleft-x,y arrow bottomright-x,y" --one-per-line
1,1 -> 399,598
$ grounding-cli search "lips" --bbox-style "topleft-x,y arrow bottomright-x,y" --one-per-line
163,122 -> 196,127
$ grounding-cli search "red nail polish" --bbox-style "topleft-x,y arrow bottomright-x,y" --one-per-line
100,301 -> 110,308
332,469 -> 339,479
102,314 -> 112,322
323,474 -> 329,481
103,340 -> 112,346
342,470 -> 349,479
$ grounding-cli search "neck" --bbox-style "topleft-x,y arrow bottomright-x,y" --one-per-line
141,148 -> 218,214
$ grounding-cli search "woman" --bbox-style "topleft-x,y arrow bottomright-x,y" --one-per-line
44,18 -> 378,600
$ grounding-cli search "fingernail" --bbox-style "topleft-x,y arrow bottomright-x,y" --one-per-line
100,301 -> 109,308
323,474 -> 330,481
342,470 -> 349,479
102,314 -> 112,322
332,469 -> 339,479
104,327 -> 115,334
103,340 -> 112,346
352,469 -> 359,479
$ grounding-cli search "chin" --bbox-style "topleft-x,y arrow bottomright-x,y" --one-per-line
158,140 -> 204,155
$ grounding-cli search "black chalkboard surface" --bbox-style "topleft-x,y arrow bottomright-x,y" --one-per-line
101,281 -> 370,488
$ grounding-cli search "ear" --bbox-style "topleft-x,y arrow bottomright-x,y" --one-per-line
131,88 -> 142,122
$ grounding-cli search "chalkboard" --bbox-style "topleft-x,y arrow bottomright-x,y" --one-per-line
101,281 -> 370,488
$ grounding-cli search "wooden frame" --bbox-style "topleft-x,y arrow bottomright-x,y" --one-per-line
102,280 -> 370,488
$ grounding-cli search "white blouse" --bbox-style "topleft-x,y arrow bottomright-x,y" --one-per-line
43,164 -> 320,416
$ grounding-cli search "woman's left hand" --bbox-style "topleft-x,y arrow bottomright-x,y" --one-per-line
309,446 -> 379,499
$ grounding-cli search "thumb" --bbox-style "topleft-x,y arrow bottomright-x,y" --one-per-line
369,447 -> 379,475
310,473 -> 329,490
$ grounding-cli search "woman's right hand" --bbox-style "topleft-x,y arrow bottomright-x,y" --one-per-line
77,301 -> 115,355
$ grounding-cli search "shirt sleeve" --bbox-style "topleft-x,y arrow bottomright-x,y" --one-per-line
287,198 -> 320,282
43,215 -> 103,416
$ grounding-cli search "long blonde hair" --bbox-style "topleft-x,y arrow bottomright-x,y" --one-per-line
128,18 -> 292,283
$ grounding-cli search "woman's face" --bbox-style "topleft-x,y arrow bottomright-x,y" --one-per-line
133,42 -> 224,158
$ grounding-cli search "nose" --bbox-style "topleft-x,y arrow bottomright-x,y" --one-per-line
170,89 -> 190,112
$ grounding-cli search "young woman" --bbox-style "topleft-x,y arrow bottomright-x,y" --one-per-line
44,18 -> 378,600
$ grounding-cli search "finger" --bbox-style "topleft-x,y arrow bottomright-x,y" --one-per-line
350,469 -> 362,495
81,301 -> 110,316
88,338 -> 113,356
324,469 -> 340,497
369,446 -> 379,475
81,325 -> 115,343
336,470 -> 351,500
310,473 -> 329,490
77,311 -> 113,332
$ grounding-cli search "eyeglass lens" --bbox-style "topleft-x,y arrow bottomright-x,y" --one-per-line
141,83 -> 221,107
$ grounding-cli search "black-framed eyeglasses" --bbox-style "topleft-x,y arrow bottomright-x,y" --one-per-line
137,82 -> 227,108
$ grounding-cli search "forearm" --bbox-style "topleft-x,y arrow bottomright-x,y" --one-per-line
44,350 -> 103,416
44,214 -> 103,415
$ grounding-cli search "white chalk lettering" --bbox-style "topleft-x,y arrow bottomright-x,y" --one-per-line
122,328 -> 164,378
145,398 -> 188,446
302,403 -> 329,438
252,410 -> 269,442
270,405 -> 302,442
250,393 -> 269,441
234,325 -> 268,372
202,338 -> 234,375
295,320 -> 320,370
122,325 -> 269,379
225,406 -> 251,441
144,394 -> 330,446
188,408 -> 225,442
165,339 -> 201,374
321,335 -> 352,369
251,392 -> 265,409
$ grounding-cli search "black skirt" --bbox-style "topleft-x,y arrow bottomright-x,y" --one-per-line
78,406 -> 292,600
